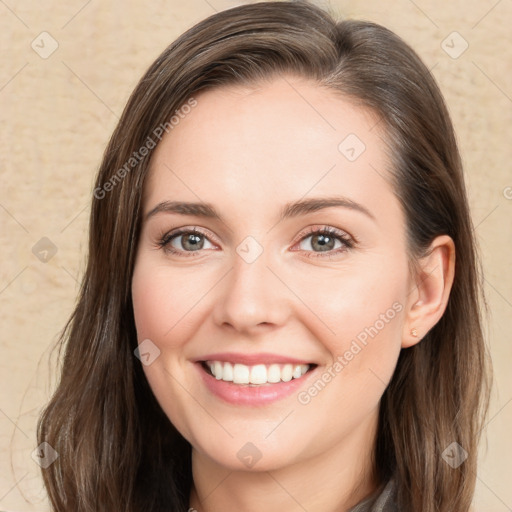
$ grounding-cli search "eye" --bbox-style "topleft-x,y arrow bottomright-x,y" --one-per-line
157,228 -> 216,256
294,226 -> 355,258
156,225 -> 355,259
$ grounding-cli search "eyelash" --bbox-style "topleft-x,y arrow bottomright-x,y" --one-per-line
156,226 -> 355,259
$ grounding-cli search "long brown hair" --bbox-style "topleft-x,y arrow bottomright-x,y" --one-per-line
37,2 -> 490,510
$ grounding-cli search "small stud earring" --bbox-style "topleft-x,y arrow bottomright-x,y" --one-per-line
411,328 -> 418,337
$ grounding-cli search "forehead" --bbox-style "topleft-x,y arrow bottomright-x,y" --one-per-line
144,76 -> 398,227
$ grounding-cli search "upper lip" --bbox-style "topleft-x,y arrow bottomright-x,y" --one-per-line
193,352 -> 314,365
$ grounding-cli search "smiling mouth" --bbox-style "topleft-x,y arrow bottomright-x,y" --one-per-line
200,360 -> 317,386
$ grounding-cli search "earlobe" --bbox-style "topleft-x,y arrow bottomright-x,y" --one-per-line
402,235 -> 456,348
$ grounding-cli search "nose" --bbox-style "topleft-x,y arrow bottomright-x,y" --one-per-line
212,246 -> 291,334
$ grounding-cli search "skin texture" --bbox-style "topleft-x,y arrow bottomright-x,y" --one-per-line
131,76 -> 455,512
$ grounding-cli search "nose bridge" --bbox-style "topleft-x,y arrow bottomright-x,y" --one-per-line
213,240 -> 288,331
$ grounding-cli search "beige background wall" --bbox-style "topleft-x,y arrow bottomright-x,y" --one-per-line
0,0 -> 510,510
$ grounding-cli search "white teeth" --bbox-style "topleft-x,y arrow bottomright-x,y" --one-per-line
214,361 -> 223,380
292,365 -> 302,379
206,361 -> 310,385
281,364 -> 293,382
233,363 -> 249,384
250,364 -> 267,384
267,364 -> 281,383
222,362 -> 233,381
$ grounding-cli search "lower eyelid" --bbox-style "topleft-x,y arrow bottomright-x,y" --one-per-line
301,245 -> 350,259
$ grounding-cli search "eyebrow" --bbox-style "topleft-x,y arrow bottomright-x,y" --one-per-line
145,196 -> 375,222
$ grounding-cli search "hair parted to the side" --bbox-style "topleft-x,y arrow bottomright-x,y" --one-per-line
37,2 -> 490,511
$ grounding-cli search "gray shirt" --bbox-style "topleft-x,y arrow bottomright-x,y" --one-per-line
348,479 -> 398,512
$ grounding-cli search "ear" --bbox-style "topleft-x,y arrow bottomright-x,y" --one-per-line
402,235 -> 456,348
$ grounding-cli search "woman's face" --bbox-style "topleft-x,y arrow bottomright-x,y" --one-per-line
132,76 -> 414,472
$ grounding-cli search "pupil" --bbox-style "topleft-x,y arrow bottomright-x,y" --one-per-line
313,234 -> 334,252
183,233 -> 203,251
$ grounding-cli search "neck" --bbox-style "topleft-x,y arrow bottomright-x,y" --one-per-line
189,411 -> 380,512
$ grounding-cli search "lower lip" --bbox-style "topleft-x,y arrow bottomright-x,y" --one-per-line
195,362 -> 317,406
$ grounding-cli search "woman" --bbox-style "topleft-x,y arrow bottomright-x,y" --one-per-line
37,2 -> 490,511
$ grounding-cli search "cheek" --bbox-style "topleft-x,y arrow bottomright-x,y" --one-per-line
131,260 -> 202,343
291,256 -> 407,388
131,260 -> 202,438
298,258 -> 405,335
290,274 -> 405,442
